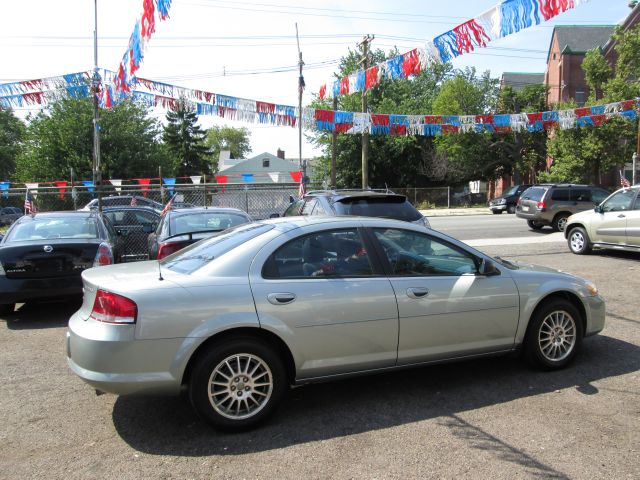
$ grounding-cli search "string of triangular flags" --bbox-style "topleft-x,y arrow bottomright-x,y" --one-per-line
1,71 -> 638,136
317,0 -> 589,99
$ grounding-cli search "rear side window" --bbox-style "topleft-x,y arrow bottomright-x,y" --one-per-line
333,197 -> 421,222
570,189 -> 590,202
551,189 -> 570,201
520,187 -> 546,202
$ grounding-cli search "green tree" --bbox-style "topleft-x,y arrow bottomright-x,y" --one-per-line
163,98 -> 210,177
601,24 -> 640,102
205,125 -> 251,172
542,117 -> 635,184
582,48 -> 613,101
16,96 -> 171,182
0,107 -> 25,180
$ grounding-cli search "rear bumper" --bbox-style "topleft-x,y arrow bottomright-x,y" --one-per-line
66,311 -> 184,396
0,275 -> 82,304
515,211 -> 550,224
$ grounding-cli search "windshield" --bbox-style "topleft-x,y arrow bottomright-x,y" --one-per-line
6,217 -> 98,241
162,223 -> 273,274
503,186 -> 519,196
333,196 -> 421,221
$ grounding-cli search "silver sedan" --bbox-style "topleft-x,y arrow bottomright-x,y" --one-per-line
67,216 -> 605,431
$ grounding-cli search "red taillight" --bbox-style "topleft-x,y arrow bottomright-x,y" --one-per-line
517,198 -> 522,206
90,289 -> 137,324
157,241 -> 183,259
537,201 -> 546,210
93,243 -> 114,267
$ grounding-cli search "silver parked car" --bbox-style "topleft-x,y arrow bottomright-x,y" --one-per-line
565,185 -> 640,255
67,216 -> 605,431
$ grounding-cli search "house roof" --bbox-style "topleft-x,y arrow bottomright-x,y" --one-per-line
500,72 -> 545,92
546,25 -> 615,63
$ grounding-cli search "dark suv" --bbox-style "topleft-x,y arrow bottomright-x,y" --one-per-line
515,184 -> 610,232
488,184 -> 532,214
280,190 -> 430,228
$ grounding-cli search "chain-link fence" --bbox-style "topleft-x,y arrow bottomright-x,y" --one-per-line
1,183 -> 488,217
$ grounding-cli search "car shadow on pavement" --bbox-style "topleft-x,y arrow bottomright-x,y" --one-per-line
112,334 -> 639,466
3,299 -> 80,330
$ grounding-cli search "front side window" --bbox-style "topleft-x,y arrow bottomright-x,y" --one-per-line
570,189 -> 591,202
372,228 -> 477,276
601,189 -> 636,212
263,228 -> 373,279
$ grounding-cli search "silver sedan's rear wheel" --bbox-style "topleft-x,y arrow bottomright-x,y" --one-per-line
189,337 -> 287,431
567,227 -> 592,255
524,299 -> 584,370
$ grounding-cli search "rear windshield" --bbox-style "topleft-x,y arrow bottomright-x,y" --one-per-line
6,217 -> 98,241
333,196 -> 421,222
162,223 -> 272,274
520,187 -> 546,202
170,211 -> 250,235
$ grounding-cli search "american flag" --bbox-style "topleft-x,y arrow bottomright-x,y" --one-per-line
130,196 -> 137,206
24,189 -> 36,214
620,170 -> 631,188
161,193 -> 177,216
298,176 -> 306,198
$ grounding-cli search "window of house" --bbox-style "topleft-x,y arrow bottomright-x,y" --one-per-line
575,91 -> 586,106
262,159 -> 270,168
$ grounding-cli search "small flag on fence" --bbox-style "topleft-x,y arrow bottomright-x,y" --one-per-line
620,170 -> 631,188
161,193 -> 177,216
298,176 -> 306,198
24,189 -> 36,214
130,196 -> 138,206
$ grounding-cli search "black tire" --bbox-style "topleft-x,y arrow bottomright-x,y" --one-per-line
492,210 -> 502,215
567,227 -> 592,255
527,220 -> 544,230
524,299 -> 584,370
507,205 -> 516,214
188,337 -> 288,431
0,303 -> 15,315
552,213 -> 570,232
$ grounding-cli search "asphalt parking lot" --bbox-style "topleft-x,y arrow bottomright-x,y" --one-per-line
1,241 -> 638,479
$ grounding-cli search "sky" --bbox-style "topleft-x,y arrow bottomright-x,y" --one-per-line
1,0 -> 634,162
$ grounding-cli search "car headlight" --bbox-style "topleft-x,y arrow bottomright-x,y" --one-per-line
498,198 -> 506,204
584,282 -> 598,297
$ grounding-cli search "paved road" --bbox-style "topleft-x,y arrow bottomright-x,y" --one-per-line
1,238 -> 638,479
429,213 -> 559,241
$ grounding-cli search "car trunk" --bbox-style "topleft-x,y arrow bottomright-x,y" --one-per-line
518,187 -> 547,213
0,240 -> 98,279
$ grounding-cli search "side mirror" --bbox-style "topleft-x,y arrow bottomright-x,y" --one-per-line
478,259 -> 500,276
594,204 -> 603,213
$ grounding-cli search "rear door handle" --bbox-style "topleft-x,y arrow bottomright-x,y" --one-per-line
267,293 -> 297,305
406,287 -> 429,299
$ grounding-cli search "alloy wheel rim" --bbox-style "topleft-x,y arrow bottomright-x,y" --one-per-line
538,310 -> 576,362
208,353 -> 273,420
558,217 -> 568,231
570,232 -> 584,252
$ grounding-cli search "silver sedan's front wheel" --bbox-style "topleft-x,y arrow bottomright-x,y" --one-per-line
189,337 -> 287,431
524,299 -> 584,370
538,310 -> 576,362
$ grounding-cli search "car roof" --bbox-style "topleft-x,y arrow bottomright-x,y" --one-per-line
257,214 -> 420,232
20,211 -> 96,219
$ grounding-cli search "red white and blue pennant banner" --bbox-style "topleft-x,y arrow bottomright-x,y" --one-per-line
317,0 -> 589,100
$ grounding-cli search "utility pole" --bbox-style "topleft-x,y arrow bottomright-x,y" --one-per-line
634,117 -> 639,185
331,95 -> 337,188
295,24 -> 306,188
358,35 -> 374,189
91,0 -> 102,211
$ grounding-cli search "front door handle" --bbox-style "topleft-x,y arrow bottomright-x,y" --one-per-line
406,287 -> 429,299
617,214 -> 626,218
267,293 -> 297,305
